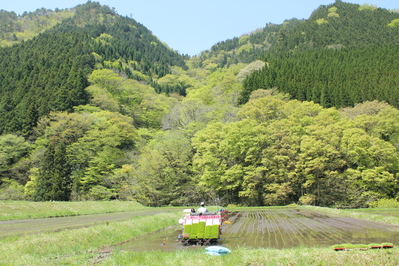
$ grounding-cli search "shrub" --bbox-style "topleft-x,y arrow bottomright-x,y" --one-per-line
367,198 -> 399,208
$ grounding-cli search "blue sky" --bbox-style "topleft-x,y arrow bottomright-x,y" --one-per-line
3,0 -> 398,55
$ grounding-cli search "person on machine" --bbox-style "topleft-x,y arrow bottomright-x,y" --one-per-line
198,202 -> 208,214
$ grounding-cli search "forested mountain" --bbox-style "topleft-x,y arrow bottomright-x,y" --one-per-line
0,2 -> 187,135
242,1 -> 399,107
1,1 -> 399,208
0,8 -> 74,46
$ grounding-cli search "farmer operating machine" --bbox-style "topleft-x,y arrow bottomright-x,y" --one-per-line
178,208 -> 228,246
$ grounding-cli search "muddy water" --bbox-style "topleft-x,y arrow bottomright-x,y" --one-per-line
0,209 -> 176,238
119,208 -> 399,252
118,226 -> 198,252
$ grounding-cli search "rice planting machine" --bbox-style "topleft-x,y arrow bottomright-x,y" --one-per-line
178,208 -> 228,246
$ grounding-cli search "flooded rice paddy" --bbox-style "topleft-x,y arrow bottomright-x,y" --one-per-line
0,209 -> 175,238
119,208 -> 399,252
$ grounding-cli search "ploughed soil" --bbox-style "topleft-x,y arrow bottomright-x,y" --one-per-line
119,208 -> 399,252
0,208 -> 176,238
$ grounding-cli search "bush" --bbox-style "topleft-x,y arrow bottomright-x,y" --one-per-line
0,178 -> 26,200
367,198 -> 399,208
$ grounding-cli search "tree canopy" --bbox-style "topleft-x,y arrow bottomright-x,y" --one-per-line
1,1 -> 399,207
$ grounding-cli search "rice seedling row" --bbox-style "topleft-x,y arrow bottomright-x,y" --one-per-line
219,208 -> 399,250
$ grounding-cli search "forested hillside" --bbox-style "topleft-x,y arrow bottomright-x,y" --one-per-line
1,1 -> 399,208
0,8 -> 74,46
0,2 -> 187,135
242,2 -> 399,107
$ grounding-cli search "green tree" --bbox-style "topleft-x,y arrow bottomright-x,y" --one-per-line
34,141 -> 71,201
0,134 -> 30,169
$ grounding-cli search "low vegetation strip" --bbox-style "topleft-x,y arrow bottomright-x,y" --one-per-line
0,201 -> 148,221
109,246 -> 399,266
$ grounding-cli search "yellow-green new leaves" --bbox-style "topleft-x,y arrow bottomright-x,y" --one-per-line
0,134 -> 30,168
238,95 -> 285,122
31,110 -> 139,200
388,19 -> 399,28
193,96 -> 399,206
87,69 -> 180,129
193,120 -> 269,204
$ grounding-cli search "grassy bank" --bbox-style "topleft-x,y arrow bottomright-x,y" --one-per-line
109,246 -> 399,266
0,201 -> 148,221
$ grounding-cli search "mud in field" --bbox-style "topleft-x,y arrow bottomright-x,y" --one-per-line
0,209 -> 176,238
351,209 -> 399,217
119,208 -> 399,252
118,226 -> 197,252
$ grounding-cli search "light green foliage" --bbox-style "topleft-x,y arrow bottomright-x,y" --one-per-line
163,98 -> 210,132
299,194 -> 316,205
341,128 -> 397,167
358,3 -> 378,11
340,100 -> 390,119
28,110 -> 139,201
94,33 -> 113,45
193,120 -> 269,204
327,6 -> 340,18
87,185 -> 115,200
86,85 -> 120,112
238,95 -> 285,122
237,43 -> 253,54
88,69 -> 123,93
328,7 -> 338,13
87,69 -> 174,129
0,178 -> 26,200
237,60 -> 266,82
368,198 -> 399,208
157,73 -> 195,92
315,18 -> 329,25
186,63 -> 245,106
388,19 -> 399,28
3,1 -> 399,206
351,106 -> 399,144
328,12 -> 340,18
0,134 -> 30,168
134,93 -> 178,129
238,35 -> 250,45
68,111 -> 138,196
193,96 -> 399,206
24,168 -> 39,198
134,131 -> 196,206
0,9 -> 74,46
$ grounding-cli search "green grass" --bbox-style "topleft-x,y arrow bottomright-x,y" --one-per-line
331,243 -> 394,249
0,200 -> 148,221
107,246 -> 399,266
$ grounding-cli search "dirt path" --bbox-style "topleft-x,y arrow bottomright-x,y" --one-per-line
0,209 -> 176,238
